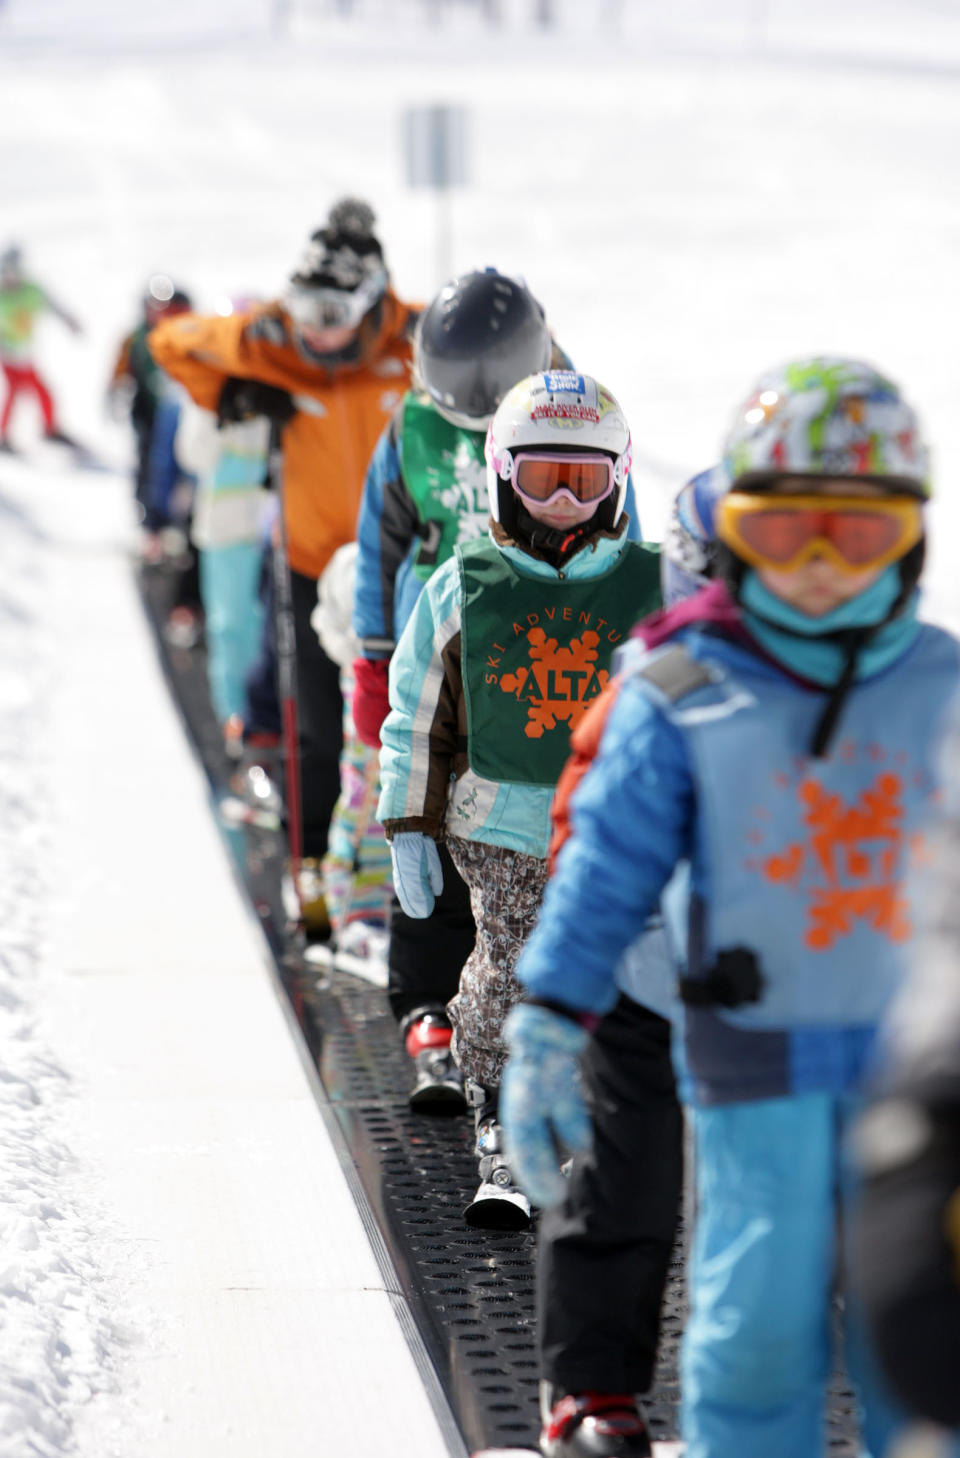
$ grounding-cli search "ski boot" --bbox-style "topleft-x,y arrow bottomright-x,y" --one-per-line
463,1079 -> 531,1231
401,1006 -> 466,1113
222,714 -> 245,764
282,856 -> 332,944
539,1383 -> 652,1458
43,427 -> 79,448
163,604 -> 203,650
221,733 -> 284,830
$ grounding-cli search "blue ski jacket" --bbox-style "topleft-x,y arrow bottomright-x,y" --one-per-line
516,613 -> 960,1106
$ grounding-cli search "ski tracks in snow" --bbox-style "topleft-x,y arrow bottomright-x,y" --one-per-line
0,474 -> 132,1458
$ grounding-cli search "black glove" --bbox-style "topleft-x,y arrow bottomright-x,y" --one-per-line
217,376 -> 296,427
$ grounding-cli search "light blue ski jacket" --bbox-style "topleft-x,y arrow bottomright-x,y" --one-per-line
377,523 -> 644,858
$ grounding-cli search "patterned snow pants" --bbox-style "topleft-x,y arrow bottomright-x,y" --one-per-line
321,668 -> 393,934
445,835 -> 549,1090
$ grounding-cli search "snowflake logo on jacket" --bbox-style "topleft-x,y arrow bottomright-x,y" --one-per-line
499,628 -> 608,739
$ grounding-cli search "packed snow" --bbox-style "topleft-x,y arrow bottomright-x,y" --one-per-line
2,2 -> 960,1454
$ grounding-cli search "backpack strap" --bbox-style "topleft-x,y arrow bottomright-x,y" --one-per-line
634,643 -> 714,702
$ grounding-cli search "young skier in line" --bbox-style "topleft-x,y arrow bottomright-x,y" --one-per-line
852,692 -> 960,1436
377,370 -> 660,1228
352,268 -> 573,1109
174,373 -> 272,739
149,199 -> 418,938
311,541 -> 394,949
109,275 -> 193,556
501,356 -> 960,1458
521,465 -> 727,1458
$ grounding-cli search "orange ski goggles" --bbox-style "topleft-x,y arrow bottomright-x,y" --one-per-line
511,452 -> 615,508
715,491 -> 924,574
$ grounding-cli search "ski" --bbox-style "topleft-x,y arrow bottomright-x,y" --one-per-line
218,792 -> 282,833
471,1447 -> 684,1457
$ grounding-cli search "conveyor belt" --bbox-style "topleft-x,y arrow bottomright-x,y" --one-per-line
137,562 -> 859,1457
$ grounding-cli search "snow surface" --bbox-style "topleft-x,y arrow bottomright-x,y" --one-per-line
0,457 -> 457,1458
2,3 -> 960,1455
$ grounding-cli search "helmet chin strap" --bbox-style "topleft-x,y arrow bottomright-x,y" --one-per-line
513,502 -> 594,563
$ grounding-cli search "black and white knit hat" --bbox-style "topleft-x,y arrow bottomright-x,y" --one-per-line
289,198 -> 387,300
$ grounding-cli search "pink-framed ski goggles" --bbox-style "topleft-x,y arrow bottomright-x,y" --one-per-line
509,452 -> 616,510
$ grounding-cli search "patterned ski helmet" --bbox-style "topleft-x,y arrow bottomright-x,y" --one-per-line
661,464 -> 727,606
722,356 -> 930,499
485,370 -> 632,527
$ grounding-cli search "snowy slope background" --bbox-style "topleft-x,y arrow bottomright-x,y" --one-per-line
2,2 -> 960,1455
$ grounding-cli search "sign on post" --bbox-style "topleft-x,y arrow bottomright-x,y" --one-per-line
403,104 -> 469,286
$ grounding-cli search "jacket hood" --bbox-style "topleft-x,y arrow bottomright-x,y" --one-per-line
632,579 -> 742,649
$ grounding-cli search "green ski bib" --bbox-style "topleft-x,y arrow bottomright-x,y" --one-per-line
459,536 -> 661,786
400,392 -> 489,581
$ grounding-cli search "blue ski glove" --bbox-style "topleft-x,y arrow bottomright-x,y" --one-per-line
390,832 -> 444,919
500,1002 -> 592,1210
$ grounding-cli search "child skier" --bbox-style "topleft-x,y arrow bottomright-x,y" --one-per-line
311,542 -> 393,950
353,268 -> 567,1109
501,356 -> 960,1458
109,275 -> 192,555
0,243 -> 81,452
852,694 -> 960,1433
377,370 -> 660,1228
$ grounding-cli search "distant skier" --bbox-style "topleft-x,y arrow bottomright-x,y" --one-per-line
0,243 -> 81,453
108,275 -> 193,558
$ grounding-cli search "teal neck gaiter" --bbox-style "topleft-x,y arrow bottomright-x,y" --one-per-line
739,567 -> 920,686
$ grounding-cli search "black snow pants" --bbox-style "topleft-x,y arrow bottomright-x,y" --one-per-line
290,568 -> 344,862
538,993 -> 684,1397
387,840 -> 476,1024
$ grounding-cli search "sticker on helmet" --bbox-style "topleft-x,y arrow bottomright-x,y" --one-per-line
533,373 -> 600,425
542,371 -> 586,395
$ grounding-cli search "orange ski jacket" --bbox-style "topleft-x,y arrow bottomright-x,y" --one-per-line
148,294 -> 417,580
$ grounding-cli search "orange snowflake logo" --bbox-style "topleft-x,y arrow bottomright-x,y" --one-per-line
761,771 -> 919,949
500,627 -> 608,738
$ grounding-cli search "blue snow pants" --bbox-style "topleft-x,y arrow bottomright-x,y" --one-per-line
682,1093 -> 909,1458
198,542 -> 265,727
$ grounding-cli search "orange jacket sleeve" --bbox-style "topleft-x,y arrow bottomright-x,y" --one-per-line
147,310 -> 253,413
548,680 -> 623,874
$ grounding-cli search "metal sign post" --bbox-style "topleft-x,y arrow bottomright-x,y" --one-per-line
403,104 -> 469,288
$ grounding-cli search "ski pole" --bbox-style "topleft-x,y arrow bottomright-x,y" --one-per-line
266,418 -> 304,879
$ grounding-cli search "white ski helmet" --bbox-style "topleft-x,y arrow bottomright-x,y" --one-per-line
485,370 -> 632,527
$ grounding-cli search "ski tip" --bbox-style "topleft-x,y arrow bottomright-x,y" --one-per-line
218,794 -> 282,831
470,1450 -> 540,1457
470,1443 -> 683,1457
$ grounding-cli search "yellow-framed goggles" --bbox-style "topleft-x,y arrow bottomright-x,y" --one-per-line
715,491 -> 924,575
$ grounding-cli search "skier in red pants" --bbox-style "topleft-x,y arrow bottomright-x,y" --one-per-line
0,244 -> 81,452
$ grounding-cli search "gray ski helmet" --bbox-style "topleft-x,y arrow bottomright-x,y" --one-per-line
414,269 -> 552,432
